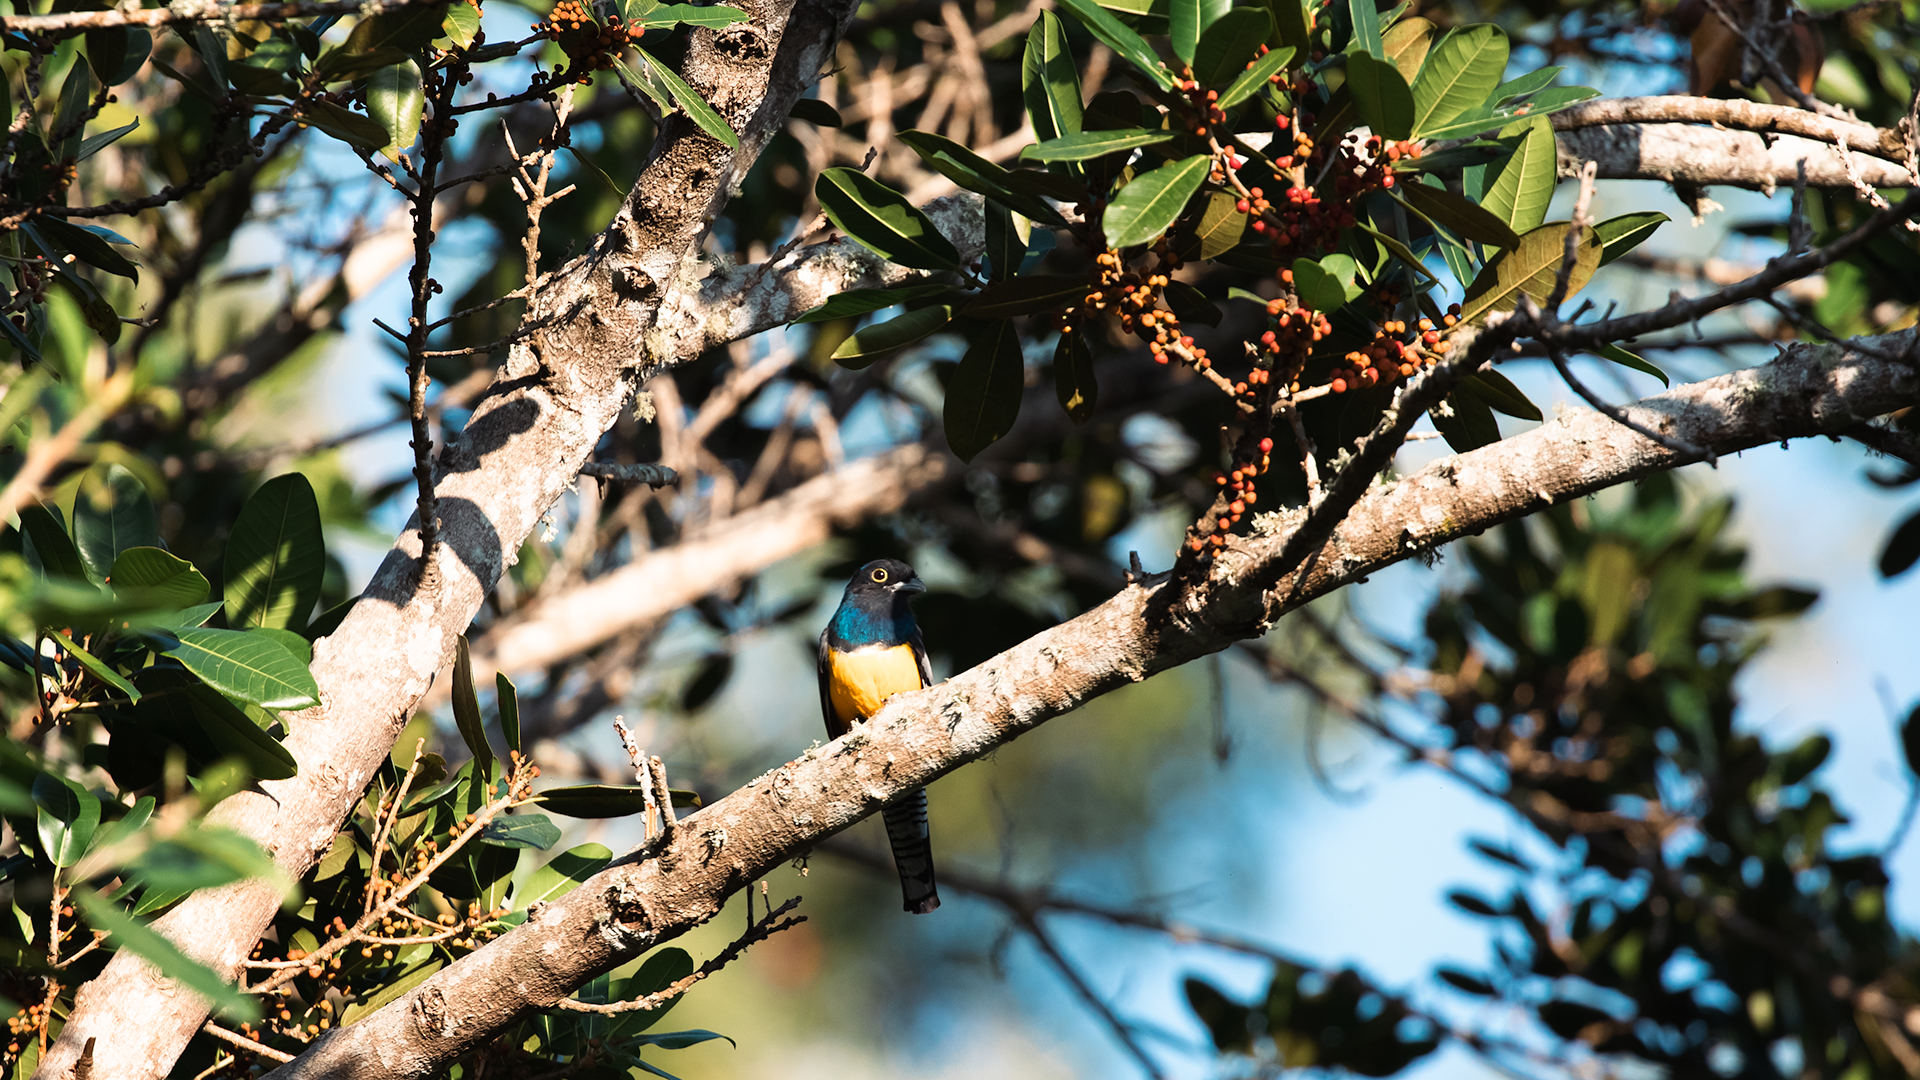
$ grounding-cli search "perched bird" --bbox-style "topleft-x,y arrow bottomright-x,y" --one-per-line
817,558 -> 940,914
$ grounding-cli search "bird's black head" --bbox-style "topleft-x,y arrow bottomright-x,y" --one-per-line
828,559 -> 925,647
845,558 -> 926,600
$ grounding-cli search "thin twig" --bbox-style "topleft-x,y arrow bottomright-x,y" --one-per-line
577,463 -> 679,487
1019,913 -> 1167,1080
201,1022 -> 294,1064
553,897 -> 806,1014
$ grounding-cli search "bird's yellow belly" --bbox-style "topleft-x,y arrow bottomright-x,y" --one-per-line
828,644 -> 923,728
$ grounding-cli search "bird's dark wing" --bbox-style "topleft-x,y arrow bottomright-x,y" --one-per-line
817,628 -> 846,738
909,626 -> 932,689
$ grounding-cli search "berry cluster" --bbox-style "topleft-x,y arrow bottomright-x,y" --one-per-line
4,999 -> 54,1062
1330,306 -> 1463,393
1189,436 -> 1277,553
1246,182 -> 1354,259
1067,248 -> 1219,372
1326,131 -> 1419,197
534,1 -> 639,83
1258,287 -> 1333,390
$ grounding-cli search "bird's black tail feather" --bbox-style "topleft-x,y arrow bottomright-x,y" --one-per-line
882,788 -> 939,914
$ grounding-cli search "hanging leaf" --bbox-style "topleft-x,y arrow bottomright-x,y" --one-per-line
343,2 -> 449,56
944,320 -> 1027,462
792,284 -> 956,324
815,168 -> 962,271
1594,211 -> 1669,267
1430,383 -> 1502,451
1021,128 -> 1175,163
72,464 -> 158,583
32,214 -> 139,281
21,504 -> 87,582
1056,0 -> 1173,89
1479,117 -> 1555,234
34,773 -> 101,869
788,98 -> 842,127
1023,9 -> 1084,166
637,50 -> 739,148
1463,369 -> 1542,421
1054,332 -> 1097,422
367,62 -> 425,161
1590,342 -> 1669,386
896,129 -> 1065,225
964,275 -> 1088,318
75,119 -> 139,162
442,2 -> 481,48
452,635 -> 495,775
151,628 -> 320,711
1162,280 -> 1223,326
1411,24 -> 1507,138
1219,46 -> 1295,109
111,547 -> 211,608
1194,191 -> 1246,260
829,305 -> 954,368
1192,9 -> 1273,86
1104,154 -> 1211,249
1398,182 -> 1520,249
1458,221 -> 1601,325
223,472 -> 326,632
1890,511 -> 1920,578
1346,52 -> 1414,140
497,671 -> 522,753
1356,222 -> 1440,281
87,27 -> 151,85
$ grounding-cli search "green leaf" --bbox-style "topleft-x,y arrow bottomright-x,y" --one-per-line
637,49 -> 739,149
21,504 -> 87,581
224,472 -> 326,632
72,464 -> 158,582
1056,0 -> 1173,89
1103,154 -> 1211,249
515,843 -> 612,909
452,634 -> 494,775
367,62 -> 425,161
1882,510 -> 1920,578
51,630 -> 138,702
792,284 -> 954,324
829,305 -> 952,369
815,168 -> 961,271
73,888 -> 260,1020
338,957 -> 443,1025
313,43 -> 411,82
1463,369 -> 1542,420
1459,221 -> 1601,325
1054,331 -> 1097,422
1171,0 -> 1203,64
110,547 -> 210,608
87,27 -> 151,85
1294,254 -> 1363,312
1414,85 -> 1597,142
609,947 -> 695,1035
1023,10 -> 1084,154
1193,9 -> 1272,87
53,63 -> 95,161
1491,65 -> 1563,104
964,274 -> 1087,319
1219,45 -> 1294,108
636,2 -> 747,26
33,214 -> 138,281
788,97 -> 841,127
442,2 -> 481,48
621,0 -> 659,22
943,320 -> 1026,462
75,118 -> 139,162
1348,0 -> 1384,58
1268,0 -> 1311,53
1411,24 -> 1506,138
126,668 -> 299,780
34,772 -> 101,868
155,628 -> 320,710
1590,342 -> 1669,386
497,671 -> 521,753
302,99 -> 391,148
480,813 -> 560,851
1430,383 -> 1501,451
629,1029 -> 736,1050
535,784 -> 701,818
896,129 -> 1066,225
1193,190 -> 1246,260
1356,221 -> 1439,281
1397,182 -> 1520,249
1345,52 -> 1413,140
1479,117 -> 1555,234
1594,211 -> 1669,267
1022,128 -> 1174,163
1383,16 -> 1432,80
1162,280 -> 1222,326
343,2 -> 449,56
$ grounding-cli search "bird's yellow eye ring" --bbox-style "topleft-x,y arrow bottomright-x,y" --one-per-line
871,567 -> 888,583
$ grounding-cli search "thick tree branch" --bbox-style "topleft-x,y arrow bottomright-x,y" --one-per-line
1553,96 -> 1906,160
265,334 -> 1920,1080
1561,122 -> 1917,188
32,2 -> 867,1076
0,0 -> 440,35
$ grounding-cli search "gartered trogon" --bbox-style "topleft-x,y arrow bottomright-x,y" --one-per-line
817,558 -> 940,914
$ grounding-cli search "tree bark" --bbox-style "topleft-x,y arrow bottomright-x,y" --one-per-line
267,334 -> 1920,1079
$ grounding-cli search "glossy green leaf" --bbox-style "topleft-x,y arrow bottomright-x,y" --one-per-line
1171,0 -> 1203,63
944,320 -> 1026,462
302,99 -> 390,148
1054,331 -> 1097,422
1021,128 -> 1174,163
33,214 -> 139,281
964,275 -> 1087,318
536,784 -> 701,817
367,62 -> 425,160
1292,254 -> 1362,311
34,772 -> 101,868
452,634 -> 495,775
1430,383 -> 1502,451
1023,10 -> 1084,158
442,2 -> 481,48
1103,154 -> 1210,249
1383,16 -> 1433,80
638,49 -> 739,149
1346,52 -> 1414,139
829,305 -> 953,368
1491,65 -> 1564,104
75,119 -> 139,162
480,813 -> 561,850
1464,369 -> 1542,421
497,671 -> 521,753
1162,280 -> 1222,326
1219,46 -> 1294,108
1459,221 -> 1600,325
1193,191 -> 1246,260
1411,24 -> 1506,137
155,628 -> 320,710
1356,221 -> 1440,281
896,129 -> 1065,225
1594,211 -> 1669,267
73,888 -> 260,1020
1193,9 -> 1272,87
630,1029 -> 736,1050
21,504 -> 87,582
1398,182 -> 1520,249
110,547 -> 210,608
1056,0 -> 1172,89
224,472 -> 325,632
338,958 -> 443,1025
515,843 -> 613,909
793,284 -> 955,324
87,27 -> 151,85
72,464 -> 158,583
53,63 -> 94,161
1591,342 -> 1669,387
636,3 -> 748,26
816,168 -> 961,271
343,2 -> 449,56
52,631 -> 138,703
127,668 -> 299,780
1268,0 -> 1311,53
1414,84 -> 1597,141
1348,0 -> 1384,58
788,98 -> 842,127
1479,117 -> 1555,234
313,43 -> 411,81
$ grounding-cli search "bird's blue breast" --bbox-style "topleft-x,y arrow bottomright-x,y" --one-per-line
828,599 -> 915,648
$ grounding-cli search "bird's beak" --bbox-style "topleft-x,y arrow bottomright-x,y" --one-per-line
899,575 -> 927,594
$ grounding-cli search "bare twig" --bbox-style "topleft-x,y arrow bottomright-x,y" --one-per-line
1019,914 -> 1167,1080
552,896 -> 805,1014
201,1022 -> 294,1064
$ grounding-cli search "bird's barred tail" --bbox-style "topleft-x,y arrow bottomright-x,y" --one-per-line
882,788 -> 940,914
